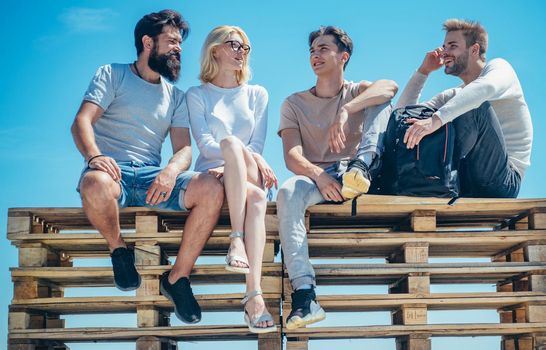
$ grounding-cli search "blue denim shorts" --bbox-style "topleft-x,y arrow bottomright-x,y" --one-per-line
77,161 -> 197,211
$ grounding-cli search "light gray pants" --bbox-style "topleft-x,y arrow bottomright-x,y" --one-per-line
277,102 -> 391,290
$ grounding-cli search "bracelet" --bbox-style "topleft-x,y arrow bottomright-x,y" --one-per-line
87,154 -> 105,167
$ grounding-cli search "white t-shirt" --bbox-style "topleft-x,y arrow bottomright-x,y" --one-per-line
186,83 -> 268,172
396,58 -> 533,176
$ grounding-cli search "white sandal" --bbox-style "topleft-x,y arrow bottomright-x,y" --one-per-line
225,231 -> 250,274
241,290 -> 277,334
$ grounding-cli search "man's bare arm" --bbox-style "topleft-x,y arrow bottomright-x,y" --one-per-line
329,80 -> 398,153
167,127 -> 192,173
343,79 -> 398,114
71,101 -> 121,181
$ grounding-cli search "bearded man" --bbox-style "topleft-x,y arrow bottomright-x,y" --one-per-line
71,10 -> 224,324
395,19 -> 532,198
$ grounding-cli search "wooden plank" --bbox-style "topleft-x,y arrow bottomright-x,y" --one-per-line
305,231 -> 546,258
14,262 -> 541,289
10,323 -> 545,342
11,294 -> 282,314
283,323 -> 546,339
11,263 -> 282,289
286,263 -> 546,286
8,325 -> 275,342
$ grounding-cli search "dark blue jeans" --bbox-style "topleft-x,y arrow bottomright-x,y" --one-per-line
453,102 -> 521,198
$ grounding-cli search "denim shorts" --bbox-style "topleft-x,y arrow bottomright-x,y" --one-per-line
77,161 -> 197,211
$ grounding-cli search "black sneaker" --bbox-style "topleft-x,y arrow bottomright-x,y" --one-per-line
160,272 -> 201,324
110,247 -> 141,291
341,158 -> 371,199
286,288 -> 325,330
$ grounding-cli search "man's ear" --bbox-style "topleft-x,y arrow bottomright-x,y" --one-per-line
341,51 -> 349,63
142,35 -> 154,52
471,43 -> 480,58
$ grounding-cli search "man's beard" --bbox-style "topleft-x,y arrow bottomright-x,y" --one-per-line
148,46 -> 181,82
444,50 -> 469,76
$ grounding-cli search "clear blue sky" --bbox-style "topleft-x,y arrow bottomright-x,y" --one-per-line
1,0 -> 545,349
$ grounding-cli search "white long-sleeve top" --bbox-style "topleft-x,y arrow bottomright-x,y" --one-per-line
396,58 -> 533,176
186,83 -> 268,172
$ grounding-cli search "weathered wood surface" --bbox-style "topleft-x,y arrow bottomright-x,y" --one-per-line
11,264 -> 282,289
8,323 -> 546,342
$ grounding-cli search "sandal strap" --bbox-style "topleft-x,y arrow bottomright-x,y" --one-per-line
229,231 -> 245,239
241,290 -> 263,305
252,313 -> 273,326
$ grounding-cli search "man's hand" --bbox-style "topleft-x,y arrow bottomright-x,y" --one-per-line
208,166 -> 224,179
88,156 -> 121,182
328,107 -> 349,153
315,171 -> 344,202
418,47 -> 444,75
146,166 -> 178,206
403,114 -> 443,149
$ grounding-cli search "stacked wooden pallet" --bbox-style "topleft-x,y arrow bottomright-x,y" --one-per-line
284,196 -> 546,350
6,195 -> 546,350
7,206 -> 282,350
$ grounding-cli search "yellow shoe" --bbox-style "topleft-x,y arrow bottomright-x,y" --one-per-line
341,159 -> 371,200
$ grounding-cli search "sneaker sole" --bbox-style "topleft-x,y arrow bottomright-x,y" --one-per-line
160,281 -> 201,324
285,308 -> 326,330
341,170 -> 370,200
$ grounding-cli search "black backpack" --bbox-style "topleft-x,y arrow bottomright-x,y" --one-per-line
380,105 -> 459,197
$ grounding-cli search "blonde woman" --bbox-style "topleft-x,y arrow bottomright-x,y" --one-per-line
186,26 -> 277,333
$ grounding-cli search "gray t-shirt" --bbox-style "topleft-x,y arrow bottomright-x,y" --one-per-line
83,63 -> 189,166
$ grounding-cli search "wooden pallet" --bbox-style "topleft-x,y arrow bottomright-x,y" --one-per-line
6,195 -> 546,350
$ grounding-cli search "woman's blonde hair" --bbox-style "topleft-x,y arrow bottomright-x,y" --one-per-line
199,25 -> 252,84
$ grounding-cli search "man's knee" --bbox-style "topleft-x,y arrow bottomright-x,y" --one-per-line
80,171 -> 118,200
186,173 -> 224,209
277,176 -> 314,207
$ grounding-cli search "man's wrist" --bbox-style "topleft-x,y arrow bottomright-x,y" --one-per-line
163,163 -> 181,175
432,113 -> 443,127
309,167 -> 324,182
87,154 -> 105,166
417,67 -> 430,76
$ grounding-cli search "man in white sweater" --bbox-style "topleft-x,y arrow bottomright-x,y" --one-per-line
396,19 -> 532,198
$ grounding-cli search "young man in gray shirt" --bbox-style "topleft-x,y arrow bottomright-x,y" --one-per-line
71,10 -> 224,324
397,19 -> 532,197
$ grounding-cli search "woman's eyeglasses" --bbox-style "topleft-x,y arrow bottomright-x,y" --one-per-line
225,40 -> 251,54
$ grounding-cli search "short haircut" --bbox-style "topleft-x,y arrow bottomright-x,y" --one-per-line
308,26 -> 353,70
199,25 -> 252,84
134,9 -> 189,56
443,19 -> 488,61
